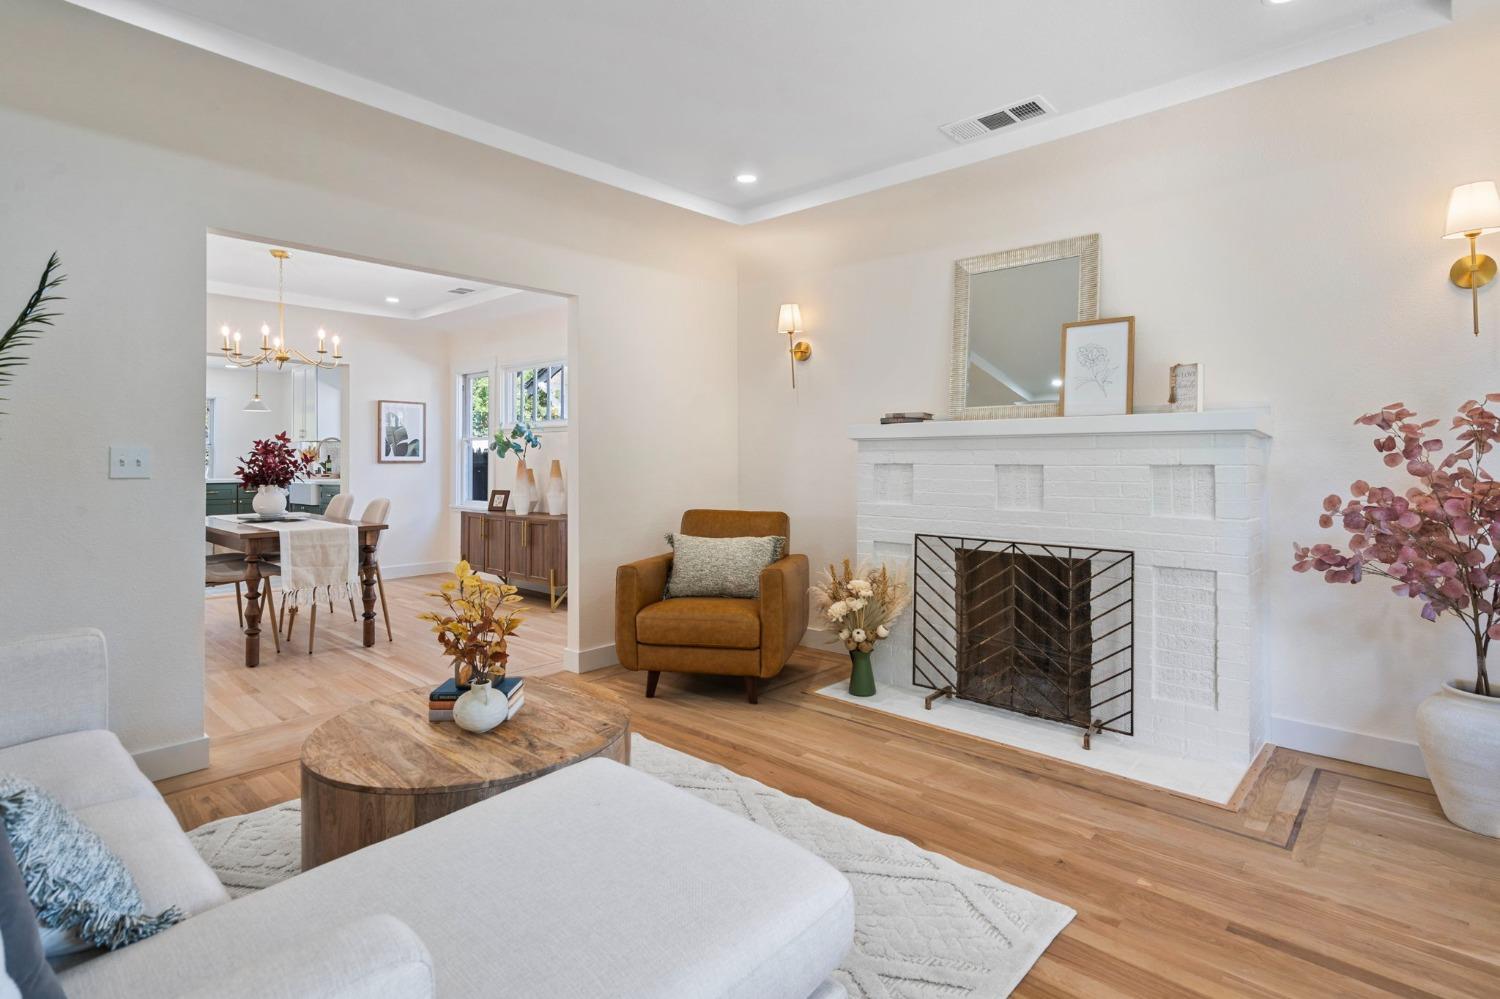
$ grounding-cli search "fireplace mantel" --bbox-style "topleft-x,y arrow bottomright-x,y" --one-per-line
850,408 -> 1272,442
843,406 -> 1272,801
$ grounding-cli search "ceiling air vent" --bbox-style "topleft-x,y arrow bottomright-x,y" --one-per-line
448,286 -> 477,295
940,96 -> 1055,145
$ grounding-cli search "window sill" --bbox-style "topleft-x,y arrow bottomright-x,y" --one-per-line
451,502 -> 490,513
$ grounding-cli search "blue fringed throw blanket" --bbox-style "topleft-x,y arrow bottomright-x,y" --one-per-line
0,775 -> 181,951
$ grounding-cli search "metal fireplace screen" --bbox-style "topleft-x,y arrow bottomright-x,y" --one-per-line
912,535 -> 1134,743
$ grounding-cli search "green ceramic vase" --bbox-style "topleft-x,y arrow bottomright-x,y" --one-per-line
848,649 -> 876,697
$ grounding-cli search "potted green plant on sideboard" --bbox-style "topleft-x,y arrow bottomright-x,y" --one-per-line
1294,397 -> 1500,836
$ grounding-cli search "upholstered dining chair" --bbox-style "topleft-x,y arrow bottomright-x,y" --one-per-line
615,510 -> 808,704
360,497 -> 393,642
324,492 -> 356,521
206,554 -> 281,654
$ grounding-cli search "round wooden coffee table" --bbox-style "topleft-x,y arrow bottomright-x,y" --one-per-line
299,676 -> 630,869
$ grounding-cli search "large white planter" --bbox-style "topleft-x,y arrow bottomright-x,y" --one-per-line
251,485 -> 288,517
1416,680 -> 1500,837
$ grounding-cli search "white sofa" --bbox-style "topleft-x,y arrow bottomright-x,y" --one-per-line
0,630 -> 855,998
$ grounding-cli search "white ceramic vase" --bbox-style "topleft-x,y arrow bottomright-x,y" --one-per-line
1415,679 -> 1500,837
511,459 -> 533,514
525,468 -> 540,512
545,459 -> 566,515
251,485 -> 288,517
453,679 -> 509,734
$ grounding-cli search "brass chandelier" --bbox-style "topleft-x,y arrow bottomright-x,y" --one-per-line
219,248 -> 344,373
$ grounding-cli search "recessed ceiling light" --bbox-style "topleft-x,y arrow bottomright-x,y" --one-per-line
1262,0 -> 1297,5
1050,378 -> 1064,388
385,296 -> 400,303
735,173 -> 758,184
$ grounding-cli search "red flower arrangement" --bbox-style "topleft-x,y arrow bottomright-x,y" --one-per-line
236,432 -> 313,490
1293,397 -> 1500,697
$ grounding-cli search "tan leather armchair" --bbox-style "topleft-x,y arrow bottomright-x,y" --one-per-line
616,510 -> 809,703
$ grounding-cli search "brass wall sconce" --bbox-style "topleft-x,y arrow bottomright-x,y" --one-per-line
777,303 -> 812,387
1444,180 -> 1500,337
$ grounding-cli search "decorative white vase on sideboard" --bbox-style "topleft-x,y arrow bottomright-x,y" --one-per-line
545,459 -> 566,515
251,485 -> 288,517
511,459 -> 533,515
1416,680 -> 1500,837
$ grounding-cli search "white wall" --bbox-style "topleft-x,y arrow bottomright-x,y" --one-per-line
0,0 -> 739,776
206,294 -> 453,575
204,362 -> 293,478
733,11 -> 1500,774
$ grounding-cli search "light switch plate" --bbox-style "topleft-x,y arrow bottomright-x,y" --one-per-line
109,446 -> 151,479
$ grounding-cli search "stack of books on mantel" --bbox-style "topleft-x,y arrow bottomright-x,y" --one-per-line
428,676 -> 525,723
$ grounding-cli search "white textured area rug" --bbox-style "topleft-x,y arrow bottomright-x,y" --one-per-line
188,735 -> 1074,998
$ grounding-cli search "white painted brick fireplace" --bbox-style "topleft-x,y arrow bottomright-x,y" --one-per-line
837,411 -> 1272,802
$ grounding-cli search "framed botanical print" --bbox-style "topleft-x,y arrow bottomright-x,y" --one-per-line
487,489 -> 511,513
378,400 -> 426,463
1060,317 -> 1134,417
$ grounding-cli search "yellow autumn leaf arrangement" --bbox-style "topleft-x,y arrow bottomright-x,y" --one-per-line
419,560 -> 526,687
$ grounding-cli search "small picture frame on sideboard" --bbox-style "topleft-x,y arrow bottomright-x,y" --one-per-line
1168,362 -> 1204,413
487,489 -> 511,513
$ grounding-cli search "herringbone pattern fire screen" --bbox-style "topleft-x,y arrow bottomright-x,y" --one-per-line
912,535 -> 1134,741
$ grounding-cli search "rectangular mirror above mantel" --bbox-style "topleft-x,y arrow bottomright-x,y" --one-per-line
948,233 -> 1099,421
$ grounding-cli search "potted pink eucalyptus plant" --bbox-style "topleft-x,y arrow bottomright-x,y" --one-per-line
1294,397 -> 1500,836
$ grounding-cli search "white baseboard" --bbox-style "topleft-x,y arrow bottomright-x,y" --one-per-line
132,735 -> 210,781
379,561 -> 450,580
564,643 -> 617,673
1271,715 -> 1427,778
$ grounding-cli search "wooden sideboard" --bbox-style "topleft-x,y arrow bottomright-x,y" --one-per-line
459,511 -> 567,609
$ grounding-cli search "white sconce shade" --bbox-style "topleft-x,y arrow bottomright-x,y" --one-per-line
1444,181 -> 1500,238
777,303 -> 803,334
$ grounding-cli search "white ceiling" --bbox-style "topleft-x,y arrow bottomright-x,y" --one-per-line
75,0 -> 1452,223
205,233 -> 558,321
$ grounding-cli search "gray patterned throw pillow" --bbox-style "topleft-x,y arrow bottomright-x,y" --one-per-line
665,533 -> 786,599
0,775 -> 182,952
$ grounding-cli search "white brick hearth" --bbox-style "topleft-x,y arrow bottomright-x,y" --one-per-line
837,410 -> 1272,803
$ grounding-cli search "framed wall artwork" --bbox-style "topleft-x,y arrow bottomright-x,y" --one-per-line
1060,317 -> 1134,417
1169,362 -> 1204,412
378,400 -> 426,463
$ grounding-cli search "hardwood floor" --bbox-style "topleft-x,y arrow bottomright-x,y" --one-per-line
164,580 -> 1500,996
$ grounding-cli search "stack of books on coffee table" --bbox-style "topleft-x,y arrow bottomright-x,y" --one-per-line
428,676 -> 525,723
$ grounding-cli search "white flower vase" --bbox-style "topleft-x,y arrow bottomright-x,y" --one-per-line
511,459 -> 533,514
525,468 -> 540,512
453,679 -> 509,734
251,485 -> 287,517
545,459 -> 566,515
1416,680 -> 1500,837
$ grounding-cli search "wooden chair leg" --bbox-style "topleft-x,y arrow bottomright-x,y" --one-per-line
744,676 -> 759,705
348,598 -> 358,623
285,605 -> 298,643
375,565 -> 393,642
262,579 -> 281,654
233,581 -> 244,629
645,670 -> 660,698
308,602 -> 318,655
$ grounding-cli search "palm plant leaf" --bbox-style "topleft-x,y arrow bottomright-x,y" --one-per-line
0,253 -> 66,409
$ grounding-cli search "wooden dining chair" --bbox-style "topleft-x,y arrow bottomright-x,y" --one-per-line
361,497 -> 393,642
206,553 -> 281,654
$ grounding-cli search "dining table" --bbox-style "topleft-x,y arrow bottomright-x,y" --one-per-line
205,513 -> 389,668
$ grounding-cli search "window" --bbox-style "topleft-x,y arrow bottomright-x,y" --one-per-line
505,361 -> 567,426
204,398 -> 216,475
459,371 -> 490,504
